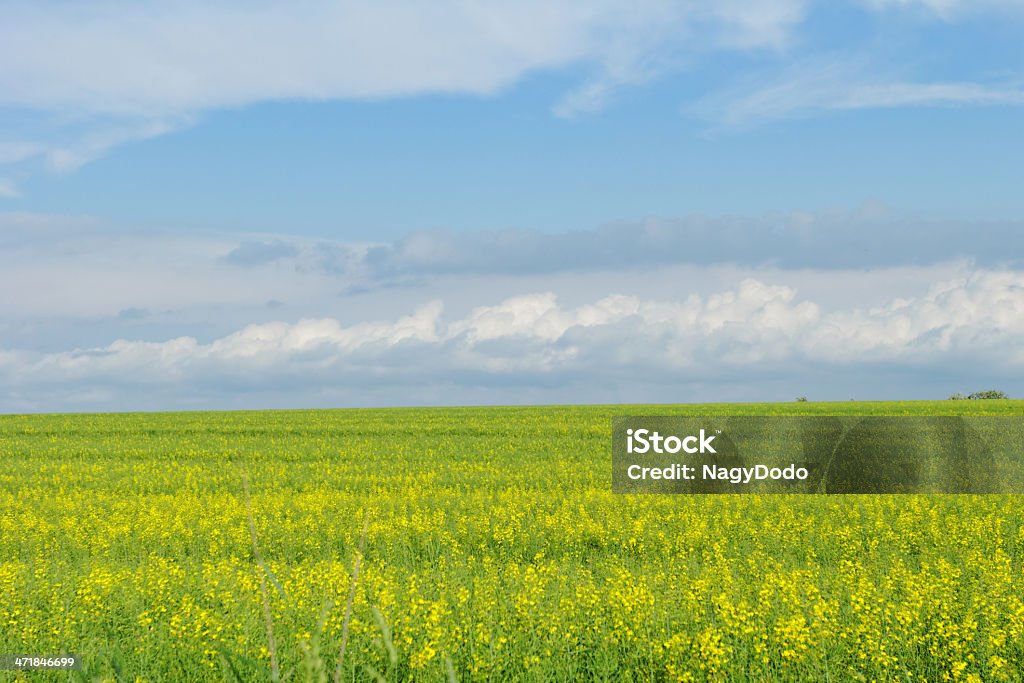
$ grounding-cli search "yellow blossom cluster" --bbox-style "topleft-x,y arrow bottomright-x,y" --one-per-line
1,402 -> 1023,680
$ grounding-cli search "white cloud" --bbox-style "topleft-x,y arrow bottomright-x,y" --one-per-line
3,208 -> 1022,323
694,58 -> 1024,128
860,0 -> 1024,20
0,118 -> 194,179
552,0 -> 808,117
3,270 -> 1023,411
452,293 -> 571,343
0,1 -> 804,117
3,209 -> 1022,410
0,0 -> 812,176
208,301 -> 443,361
43,117 -> 191,173
0,142 -> 40,165
805,271 -> 1024,362
0,0 -> 1019,177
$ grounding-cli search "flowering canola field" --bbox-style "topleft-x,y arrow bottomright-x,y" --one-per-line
2,401 -> 1023,682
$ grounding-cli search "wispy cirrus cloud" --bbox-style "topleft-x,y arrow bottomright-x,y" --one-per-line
0,142 -> 40,165
551,1 -> 807,117
1,0 -> 1021,186
0,1 -> 805,116
43,117 -> 192,173
0,115 -> 193,181
692,57 -> 1024,129
0,0 -> 807,184
859,0 -> 1024,20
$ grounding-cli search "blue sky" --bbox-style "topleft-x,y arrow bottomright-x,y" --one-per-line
1,0 -> 1023,411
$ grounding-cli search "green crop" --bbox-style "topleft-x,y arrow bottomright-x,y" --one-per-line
1,400 -> 1023,681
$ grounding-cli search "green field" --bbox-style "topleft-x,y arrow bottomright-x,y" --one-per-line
2,401 -> 1023,681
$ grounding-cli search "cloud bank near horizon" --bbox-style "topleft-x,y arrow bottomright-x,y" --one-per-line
3,209 -> 1022,411
2,208 -> 1021,316
223,212 -> 1024,278
5,270 -> 1023,411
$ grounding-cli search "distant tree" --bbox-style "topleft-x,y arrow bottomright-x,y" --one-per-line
967,389 -> 1010,400
795,396 -> 808,402
948,390 -> 1009,400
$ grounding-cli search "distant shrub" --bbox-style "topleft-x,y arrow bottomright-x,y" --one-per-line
969,390 -> 1010,400
949,390 -> 1009,400
795,396 -> 808,402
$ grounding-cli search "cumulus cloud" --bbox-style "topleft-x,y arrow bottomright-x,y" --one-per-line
4,210 -> 1022,410
3,270 -> 1023,411
804,271 -> 1024,363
